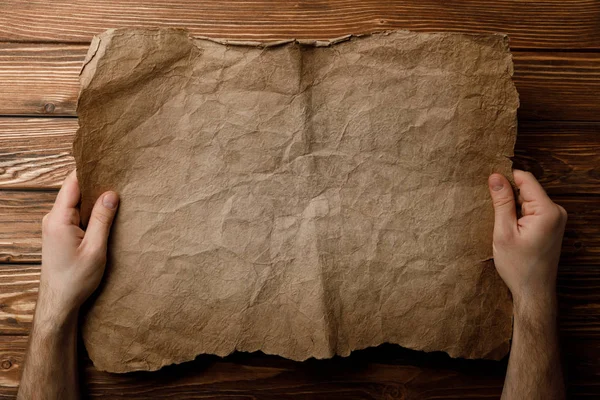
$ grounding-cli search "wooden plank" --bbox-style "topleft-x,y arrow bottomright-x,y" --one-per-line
513,122 -> 600,196
0,118 -> 76,189
559,197 -> 600,267
0,189 -> 598,264
0,44 -> 85,116
514,53 -> 600,121
558,269 -> 600,340
1,44 -> 600,121
0,265 -> 39,336
2,263 -> 599,337
1,268 -> 600,397
0,335 -> 598,398
1,118 -> 598,194
0,0 -> 599,49
0,191 -> 54,263
70,339 -> 600,400
0,335 -> 505,398
0,336 -> 25,392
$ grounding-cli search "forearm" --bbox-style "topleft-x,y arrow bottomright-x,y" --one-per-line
17,298 -> 80,400
502,295 -> 565,400
17,173 -> 118,399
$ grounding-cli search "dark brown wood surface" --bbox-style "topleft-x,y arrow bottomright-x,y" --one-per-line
1,46 -> 600,121
0,1 -> 599,398
1,0 -> 599,49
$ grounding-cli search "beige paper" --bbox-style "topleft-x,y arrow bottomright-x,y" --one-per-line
74,28 -> 518,373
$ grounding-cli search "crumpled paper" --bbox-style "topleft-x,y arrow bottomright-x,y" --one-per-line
73,28 -> 518,373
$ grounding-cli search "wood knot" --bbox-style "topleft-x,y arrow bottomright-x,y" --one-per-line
1,360 -> 11,369
44,103 -> 56,113
382,385 -> 403,399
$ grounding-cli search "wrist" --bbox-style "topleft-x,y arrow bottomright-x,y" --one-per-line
513,292 -> 557,326
34,288 -> 80,335
33,305 -> 78,339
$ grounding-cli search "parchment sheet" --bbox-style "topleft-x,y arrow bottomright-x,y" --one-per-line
74,28 -> 518,373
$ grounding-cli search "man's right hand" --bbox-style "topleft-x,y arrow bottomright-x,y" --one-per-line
488,169 -> 567,400
488,169 -> 567,310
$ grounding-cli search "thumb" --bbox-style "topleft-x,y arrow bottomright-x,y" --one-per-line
83,191 -> 119,252
488,174 -> 517,237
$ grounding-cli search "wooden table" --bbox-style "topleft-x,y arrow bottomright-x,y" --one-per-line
0,1 -> 599,398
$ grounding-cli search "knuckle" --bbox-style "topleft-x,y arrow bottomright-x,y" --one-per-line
493,196 -> 513,209
92,210 -> 112,226
555,205 -> 568,226
66,208 -> 79,222
557,205 -> 568,220
41,213 -> 59,235
41,214 -> 50,230
546,205 -> 567,226
521,170 -> 535,180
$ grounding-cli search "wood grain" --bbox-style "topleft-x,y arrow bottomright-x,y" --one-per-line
0,336 -> 25,391
513,122 -> 600,196
0,189 -> 598,264
2,263 -> 599,338
559,198 -> 600,267
0,1 -> 598,398
1,118 -> 598,194
0,118 -> 77,189
0,265 -> 39,336
0,336 -> 508,398
0,44 -> 85,116
0,191 -> 54,263
559,268 -> 600,341
0,0 -> 599,49
0,335 -> 599,398
1,44 -> 600,121
514,53 -> 600,121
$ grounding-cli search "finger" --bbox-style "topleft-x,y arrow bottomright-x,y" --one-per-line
82,191 -> 119,252
53,170 -> 80,211
520,201 -> 533,217
488,173 -> 517,236
513,169 -> 551,204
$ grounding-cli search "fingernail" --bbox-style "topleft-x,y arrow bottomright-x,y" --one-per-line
489,176 -> 504,192
103,192 -> 119,209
